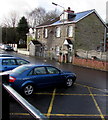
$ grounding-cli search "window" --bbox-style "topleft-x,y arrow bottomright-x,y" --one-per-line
55,46 -> 60,56
56,27 -> 61,37
67,26 -> 73,37
37,30 -> 40,38
12,66 -> 30,74
33,67 -> 47,75
46,67 -> 60,74
16,59 -> 29,65
44,28 -> 48,38
2,59 -> 16,65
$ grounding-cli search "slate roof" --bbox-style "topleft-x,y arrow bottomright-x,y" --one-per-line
30,40 -> 42,45
52,9 -> 94,25
36,9 -> 107,28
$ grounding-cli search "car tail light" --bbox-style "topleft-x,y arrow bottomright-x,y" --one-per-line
9,76 -> 16,82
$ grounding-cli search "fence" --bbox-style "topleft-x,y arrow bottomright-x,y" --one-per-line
9,44 -> 18,51
76,49 -> 107,62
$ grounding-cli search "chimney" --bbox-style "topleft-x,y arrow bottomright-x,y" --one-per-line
65,7 -> 75,13
60,7 -> 76,21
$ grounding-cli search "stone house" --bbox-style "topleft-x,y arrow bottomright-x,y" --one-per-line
34,8 -> 107,62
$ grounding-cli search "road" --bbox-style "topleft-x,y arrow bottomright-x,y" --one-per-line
1,50 -> 108,120
5,50 -> 107,90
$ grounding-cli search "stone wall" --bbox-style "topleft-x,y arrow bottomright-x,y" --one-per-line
36,24 -> 75,51
75,13 -> 105,51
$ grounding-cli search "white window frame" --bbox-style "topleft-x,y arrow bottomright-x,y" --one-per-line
37,30 -> 40,38
56,27 -> 61,38
44,28 -> 48,38
67,26 -> 73,37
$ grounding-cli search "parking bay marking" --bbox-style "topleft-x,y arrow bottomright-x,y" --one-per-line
10,84 -> 107,119
75,83 -> 107,93
34,92 -> 108,96
47,88 -> 56,118
87,87 -> 105,120
10,113 -> 108,118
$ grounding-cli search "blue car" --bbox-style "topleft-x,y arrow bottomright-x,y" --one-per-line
0,57 -> 30,72
2,64 -> 76,95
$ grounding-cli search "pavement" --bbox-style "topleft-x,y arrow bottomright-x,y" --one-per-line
17,48 -> 29,55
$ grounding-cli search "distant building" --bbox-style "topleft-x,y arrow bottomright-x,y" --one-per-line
29,8 -> 107,62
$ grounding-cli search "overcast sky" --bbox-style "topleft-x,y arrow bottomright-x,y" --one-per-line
0,0 -> 107,24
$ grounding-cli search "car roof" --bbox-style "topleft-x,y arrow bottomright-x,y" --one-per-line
0,56 -> 16,59
0,54 -> 14,57
0,56 -> 27,60
21,64 -> 53,67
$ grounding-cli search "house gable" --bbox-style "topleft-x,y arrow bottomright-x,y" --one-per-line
75,12 -> 105,50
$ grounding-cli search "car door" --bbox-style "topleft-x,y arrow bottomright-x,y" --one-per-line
45,66 -> 65,86
27,66 -> 52,88
2,59 -> 18,71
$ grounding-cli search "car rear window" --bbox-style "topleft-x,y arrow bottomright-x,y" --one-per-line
12,66 -> 30,74
2,59 -> 16,65
16,59 -> 29,65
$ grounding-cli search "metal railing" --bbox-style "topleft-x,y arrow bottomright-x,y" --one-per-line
2,75 -> 48,120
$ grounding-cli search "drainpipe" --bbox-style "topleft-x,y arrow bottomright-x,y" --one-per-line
104,27 -> 106,52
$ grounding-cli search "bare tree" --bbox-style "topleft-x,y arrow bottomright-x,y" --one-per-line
44,9 -> 60,22
27,7 -> 60,27
28,7 -> 46,27
2,11 -> 19,27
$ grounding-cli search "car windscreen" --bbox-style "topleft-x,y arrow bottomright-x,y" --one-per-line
12,66 -> 30,74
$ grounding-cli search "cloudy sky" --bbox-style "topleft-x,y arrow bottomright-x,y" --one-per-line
0,0 -> 107,24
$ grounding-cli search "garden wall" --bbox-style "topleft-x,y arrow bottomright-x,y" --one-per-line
73,57 -> 108,71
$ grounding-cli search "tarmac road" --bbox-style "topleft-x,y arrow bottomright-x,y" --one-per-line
1,50 -> 108,120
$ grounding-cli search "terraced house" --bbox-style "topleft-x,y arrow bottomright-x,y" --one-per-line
33,8 -> 107,62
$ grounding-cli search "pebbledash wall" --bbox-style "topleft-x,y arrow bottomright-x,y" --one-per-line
73,57 -> 108,71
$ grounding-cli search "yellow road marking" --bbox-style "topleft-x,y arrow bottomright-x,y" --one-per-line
87,87 -> 105,120
34,92 -> 108,96
10,83 -> 107,119
47,88 -> 56,118
75,83 -> 106,93
45,113 -> 105,117
10,113 -> 30,115
10,113 -> 108,117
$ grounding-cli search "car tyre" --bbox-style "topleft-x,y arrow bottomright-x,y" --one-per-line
23,84 -> 34,96
65,78 -> 73,87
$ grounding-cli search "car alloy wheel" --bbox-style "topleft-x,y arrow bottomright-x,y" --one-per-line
66,78 -> 73,87
23,84 -> 34,95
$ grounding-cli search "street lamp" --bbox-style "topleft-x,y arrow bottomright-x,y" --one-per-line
52,2 -> 65,62
52,2 -> 65,10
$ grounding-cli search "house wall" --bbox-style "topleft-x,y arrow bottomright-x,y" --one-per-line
36,24 -> 75,50
75,13 -> 105,51
29,44 -> 36,56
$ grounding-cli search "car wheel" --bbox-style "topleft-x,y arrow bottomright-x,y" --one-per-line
66,78 -> 73,87
23,84 -> 34,96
